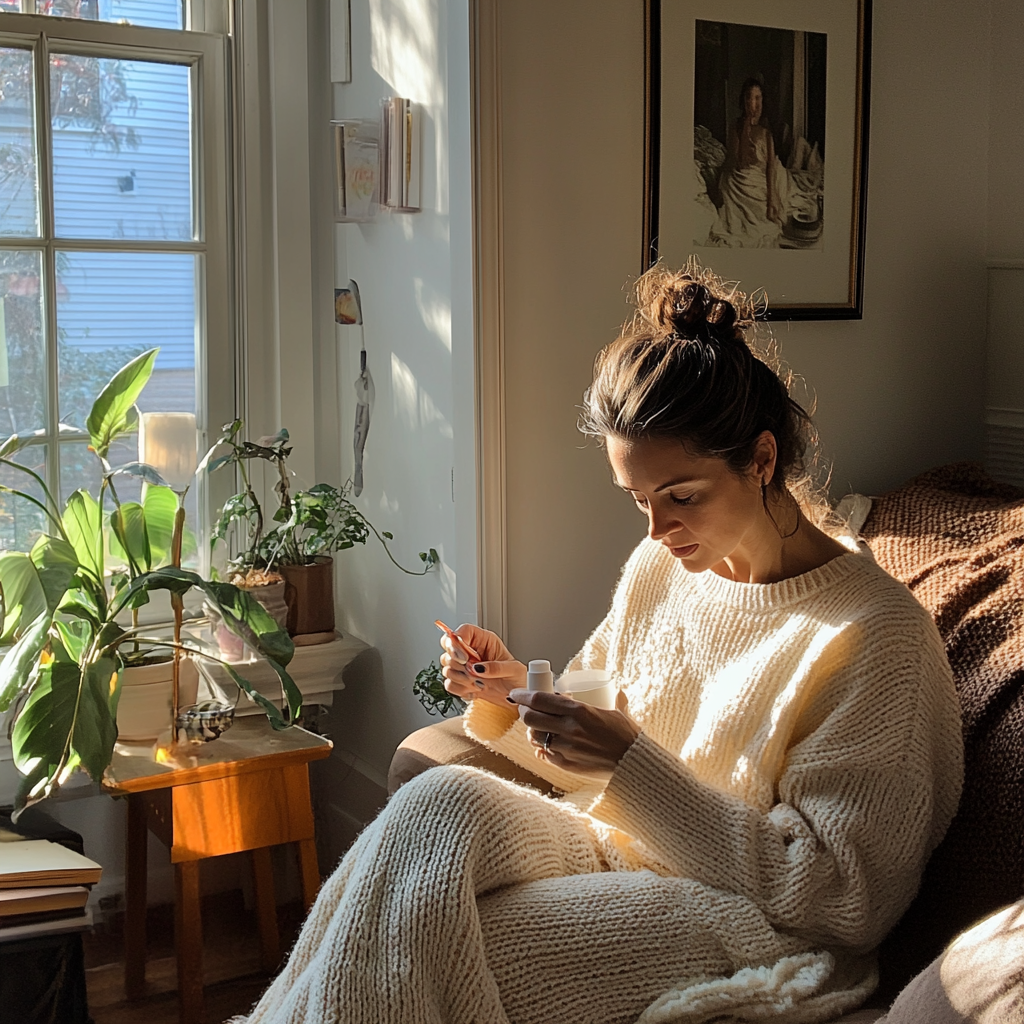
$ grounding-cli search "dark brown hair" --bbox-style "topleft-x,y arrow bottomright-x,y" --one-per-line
580,260 -> 829,523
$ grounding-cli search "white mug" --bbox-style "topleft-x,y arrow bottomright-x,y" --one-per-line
554,669 -> 616,709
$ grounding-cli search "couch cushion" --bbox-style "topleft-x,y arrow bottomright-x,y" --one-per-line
877,898 -> 1024,1024
860,463 -> 1024,996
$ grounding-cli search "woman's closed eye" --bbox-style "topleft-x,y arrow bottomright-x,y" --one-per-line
669,492 -> 695,507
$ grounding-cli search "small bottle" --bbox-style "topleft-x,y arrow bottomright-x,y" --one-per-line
527,660 -> 554,693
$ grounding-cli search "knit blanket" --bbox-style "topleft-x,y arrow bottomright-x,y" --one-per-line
859,463 -> 1024,995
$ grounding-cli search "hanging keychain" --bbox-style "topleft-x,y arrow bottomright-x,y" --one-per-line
335,279 -> 374,495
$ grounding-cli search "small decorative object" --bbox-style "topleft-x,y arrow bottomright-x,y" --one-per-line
333,120 -> 380,222
0,350 -> 301,812
335,280 -> 374,496
647,0 -> 871,318
175,700 -> 235,745
330,0 -> 351,83
380,97 -> 420,212
413,660 -> 465,717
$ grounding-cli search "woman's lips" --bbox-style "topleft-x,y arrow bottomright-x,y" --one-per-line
669,543 -> 699,558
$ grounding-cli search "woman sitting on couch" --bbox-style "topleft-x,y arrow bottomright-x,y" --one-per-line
240,263 -> 962,1024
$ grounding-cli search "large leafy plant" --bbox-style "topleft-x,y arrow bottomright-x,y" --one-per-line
0,350 -> 301,811
204,420 -> 439,577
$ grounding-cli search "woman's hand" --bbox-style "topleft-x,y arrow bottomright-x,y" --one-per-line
440,624 -> 527,709
509,689 -> 641,775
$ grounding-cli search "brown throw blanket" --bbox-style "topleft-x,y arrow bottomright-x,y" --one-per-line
861,463 -> 1024,997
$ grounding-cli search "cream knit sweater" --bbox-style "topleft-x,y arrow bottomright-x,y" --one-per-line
241,542 -> 962,1024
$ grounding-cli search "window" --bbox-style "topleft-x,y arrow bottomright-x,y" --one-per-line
0,3 -> 233,565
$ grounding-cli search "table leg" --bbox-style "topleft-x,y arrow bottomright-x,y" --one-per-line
174,860 -> 204,1024
297,838 -> 320,912
125,793 -> 148,1000
251,846 -> 280,972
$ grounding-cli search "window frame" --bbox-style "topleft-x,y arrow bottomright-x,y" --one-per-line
0,10 -> 236,574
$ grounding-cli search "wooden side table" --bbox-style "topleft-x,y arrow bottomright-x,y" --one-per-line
103,717 -> 333,1024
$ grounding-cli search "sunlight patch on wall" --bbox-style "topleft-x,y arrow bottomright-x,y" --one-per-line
369,0 -> 442,106
391,351 -> 453,438
415,278 -> 452,352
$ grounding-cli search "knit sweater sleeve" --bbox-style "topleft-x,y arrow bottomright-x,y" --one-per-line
589,626 -> 964,952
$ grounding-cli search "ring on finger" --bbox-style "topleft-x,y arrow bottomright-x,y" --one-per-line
542,732 -> 553,752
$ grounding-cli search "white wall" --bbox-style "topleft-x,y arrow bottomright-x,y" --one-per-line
494,0 -> 997,671
321,0 -> 477,817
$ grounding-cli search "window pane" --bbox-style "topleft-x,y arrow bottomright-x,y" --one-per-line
0,249 -> 47,437
0,46 -> 41,237
56,251 -> 196,435
0,443 -> 48,552
24,1 -> 184,31
51,55 -> 192,241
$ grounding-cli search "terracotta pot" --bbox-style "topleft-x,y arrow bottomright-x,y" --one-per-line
244,578 -> 289,630
116,656 -> 199,742
280,556 -> 335,640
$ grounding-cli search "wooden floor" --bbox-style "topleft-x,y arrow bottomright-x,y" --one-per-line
84,892 -> 307,1024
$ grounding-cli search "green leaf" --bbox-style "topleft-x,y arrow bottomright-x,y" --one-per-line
63,490 -> 103,581
0,553 -> 46,643
111,461 -> 169,488
0,434 -> 29,459
217,661 -> 286,729
0,612 -> 52,711
109,502 -> 150,574
142,485 -> 178,567
12,657 -> 82,809
85,348 -> 158,459
52,619 -> 91,663
30,535 -> 79,613
76,657 -> 119,779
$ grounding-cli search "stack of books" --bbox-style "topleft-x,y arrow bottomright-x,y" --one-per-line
0,837 -> 102,941
380,97 -> 420,212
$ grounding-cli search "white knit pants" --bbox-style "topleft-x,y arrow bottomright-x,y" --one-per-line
241,766 -> 804,1024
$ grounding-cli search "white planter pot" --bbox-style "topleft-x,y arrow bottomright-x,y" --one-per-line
117,657 -> 199,742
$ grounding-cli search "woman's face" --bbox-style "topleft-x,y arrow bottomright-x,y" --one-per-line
606,434 -> 773,575
743,85 -> 763,122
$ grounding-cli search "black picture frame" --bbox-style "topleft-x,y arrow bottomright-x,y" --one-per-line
644,0 -> 872,320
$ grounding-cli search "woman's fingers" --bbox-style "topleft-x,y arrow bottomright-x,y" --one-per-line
509,688 -> 641,771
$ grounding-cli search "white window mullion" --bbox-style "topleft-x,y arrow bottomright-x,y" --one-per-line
34,29 -> 62,504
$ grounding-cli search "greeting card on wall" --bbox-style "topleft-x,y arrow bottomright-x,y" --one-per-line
646,0 -> 871,318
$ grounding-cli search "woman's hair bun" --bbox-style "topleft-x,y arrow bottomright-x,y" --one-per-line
638,264 -> 746,345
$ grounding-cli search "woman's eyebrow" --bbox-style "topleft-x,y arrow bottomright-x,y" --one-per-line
654,477 -> 701,492
612,477 -> 703,492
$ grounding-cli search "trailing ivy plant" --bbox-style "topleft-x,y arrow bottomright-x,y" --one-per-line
202,421 -> 440,578
412,660 -> 464,717
0,350 -> 301,812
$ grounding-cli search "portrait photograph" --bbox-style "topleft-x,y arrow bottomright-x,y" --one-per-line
694,20 -> 826,251
648,0 -> 871,318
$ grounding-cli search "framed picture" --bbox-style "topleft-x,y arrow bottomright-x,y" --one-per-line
644,0 -> 872,319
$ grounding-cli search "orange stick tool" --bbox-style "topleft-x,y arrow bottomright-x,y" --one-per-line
434,619 -> 482,664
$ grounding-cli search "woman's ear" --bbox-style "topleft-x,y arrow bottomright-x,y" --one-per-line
751,430 -> 778,487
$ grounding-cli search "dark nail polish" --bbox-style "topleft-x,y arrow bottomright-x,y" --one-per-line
472,663 -> 485,674
506,696 -> 516,704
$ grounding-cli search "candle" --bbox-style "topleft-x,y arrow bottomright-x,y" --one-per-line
139,412 -> 198,491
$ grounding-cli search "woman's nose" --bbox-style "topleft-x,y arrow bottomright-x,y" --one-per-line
647,505 -> 680,541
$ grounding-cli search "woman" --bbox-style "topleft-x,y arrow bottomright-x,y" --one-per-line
241,264 -> 962,1024
708,78 -> 790,248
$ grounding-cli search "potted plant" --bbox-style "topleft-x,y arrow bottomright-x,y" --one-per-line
204,422 -> 439,644
0,350 -> 302,812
